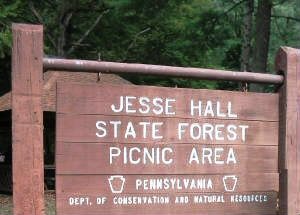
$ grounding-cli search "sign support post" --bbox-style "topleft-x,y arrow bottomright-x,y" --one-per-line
277,47 -> 300,215
12,24 -> 45,215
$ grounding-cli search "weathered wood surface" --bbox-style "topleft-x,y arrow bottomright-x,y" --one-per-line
57,174 -> 279,193
297,48 -> 300,215
12,24 -> 45,215
56,143 -> 278,174
56,192 -> 278,215
56,83 -> 279,215
56,114 -> 278,145
57,82 -> 279,121
276,47 -> 300,215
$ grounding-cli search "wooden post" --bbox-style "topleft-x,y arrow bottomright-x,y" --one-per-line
12,24 -> 44,215
276,47 -> 300,215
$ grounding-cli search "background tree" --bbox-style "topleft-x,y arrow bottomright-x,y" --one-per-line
240,0 -> 254,72
250,0 -> 273,91
0,0 -> 299,95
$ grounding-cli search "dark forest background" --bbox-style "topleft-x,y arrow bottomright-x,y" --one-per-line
0,0 -> 299,93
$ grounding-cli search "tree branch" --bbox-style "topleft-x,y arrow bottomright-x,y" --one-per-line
28,1 -> 57,49
43,0 -> 55,7
0,21 -> 7,27
57,10 -> 73,57
28,2 -> 43,23
67,9 -> 110,55
274,17 -> 287,43
272,0 -> 287,7
122,27 -> 151,62
271,15 -> 300,22
223,0 -> 247,17
210,0 -> 247,29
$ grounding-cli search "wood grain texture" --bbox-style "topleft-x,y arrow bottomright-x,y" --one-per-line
56,82 -> 279,215
276,47 -> 300,215
56,174 -> 279,193
57,82 -> 279,121
12,24 -> 45,215
297,48 -> 300,215
56,114 -> 278,145
56,192 -> 278,215
56,143 -> 278,174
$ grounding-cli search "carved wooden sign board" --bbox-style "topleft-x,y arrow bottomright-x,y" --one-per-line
56,82 -> 279,215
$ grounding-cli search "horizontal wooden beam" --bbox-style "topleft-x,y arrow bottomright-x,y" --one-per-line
43,58 -> 284,84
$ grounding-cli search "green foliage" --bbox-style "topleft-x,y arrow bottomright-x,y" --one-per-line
0,0 -> 24,93
0,28 -> 11,58
0,0 -> 299,93
0,0 -> 22,58
268,0 -> 300,71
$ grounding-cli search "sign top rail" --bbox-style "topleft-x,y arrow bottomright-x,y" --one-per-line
43,58 -> 284,85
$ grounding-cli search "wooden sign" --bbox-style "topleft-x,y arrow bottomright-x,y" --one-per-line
56,83 -> 279,215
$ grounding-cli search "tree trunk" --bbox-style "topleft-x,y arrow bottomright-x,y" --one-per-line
240,0 -> 254,91
250,0 -> 272,92
57,1 -> 74,57
240,0 -> 254,72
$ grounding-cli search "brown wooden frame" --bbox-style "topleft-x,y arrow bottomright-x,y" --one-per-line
276,47 -> 300,215
11,23 -> 299,215
12,24 -> 45,214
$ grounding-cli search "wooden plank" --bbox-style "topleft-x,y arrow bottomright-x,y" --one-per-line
56,174 -> 279,193
56,114 -> 278,145
276,47 -> 300,215
57,82 -> 279,122
56,82 -> 279,215
56,143 -> 278,174
297,49 -> 300,215
56,192 -> 278,215
12,24 -> 44,215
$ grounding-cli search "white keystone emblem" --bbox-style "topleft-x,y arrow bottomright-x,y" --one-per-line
223,175 -> 238,192
108,175 -> 126,194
